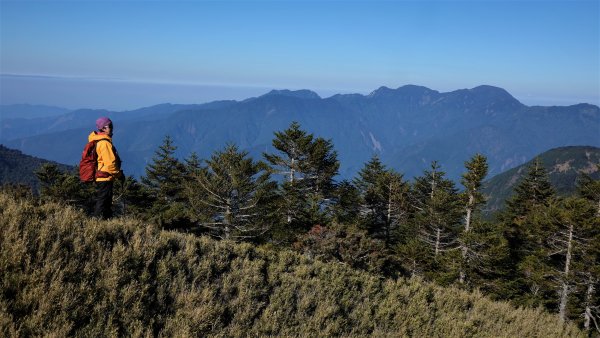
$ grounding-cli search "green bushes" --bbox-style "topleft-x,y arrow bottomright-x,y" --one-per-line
0,193 -> 583,337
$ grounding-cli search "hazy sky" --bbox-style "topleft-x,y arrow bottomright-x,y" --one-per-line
1,0 -> 598,110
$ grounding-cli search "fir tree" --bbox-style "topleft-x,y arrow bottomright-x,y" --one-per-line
354,156 -> 410,247
501,158 -> 557,306
577,171 -> 600,217
183,152 -> 203,177
329,180 -> 361,225
35,163 -> 94,212
263,122 -> 339,241
410,161 -> 462,283
458,154 -> 489,285
185,145 -> 278,242
505,157 -> 556,217
112,176 -> 154,219
141,136 -> 189,228
576,173 -> 600,332
354,156 -> 389,239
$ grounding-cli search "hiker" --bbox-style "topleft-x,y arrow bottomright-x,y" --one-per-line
88,117 -> 123,219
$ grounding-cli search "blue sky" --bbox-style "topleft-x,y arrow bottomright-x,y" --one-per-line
1,0 -> 598,110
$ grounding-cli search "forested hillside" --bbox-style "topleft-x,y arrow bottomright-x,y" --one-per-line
0,145 -> 74,191
13,122 -> 599,335
483,146 -> 600,213
0,192 -> 584,337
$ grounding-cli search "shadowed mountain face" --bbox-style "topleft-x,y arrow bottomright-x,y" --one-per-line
482,146 -> 600,213
1,85 -> 599,180
0,145 -> 75,191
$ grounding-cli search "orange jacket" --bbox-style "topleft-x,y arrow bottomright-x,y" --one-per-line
88,131 -> 122,182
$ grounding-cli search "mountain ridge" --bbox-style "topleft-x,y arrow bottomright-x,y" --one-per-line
1,85 -> 598,180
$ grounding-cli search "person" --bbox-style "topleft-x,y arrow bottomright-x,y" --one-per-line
89,117 -> 123,219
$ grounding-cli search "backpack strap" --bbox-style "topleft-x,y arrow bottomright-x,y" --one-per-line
94,138 -> 112,145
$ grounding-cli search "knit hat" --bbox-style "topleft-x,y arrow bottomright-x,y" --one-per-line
96,117 -> 112,130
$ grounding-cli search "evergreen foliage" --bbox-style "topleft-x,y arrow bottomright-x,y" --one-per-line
141,135 -> 190,229
458,154 -> 499,287
35,163 -> 94,212
409,161 -> 463,282
0,144 -> 74,192
329,180 -> 361,225
0,193 -> 583,337
184,145 -> 278,242
263,122 -> 340,243
4,125 -> 599,333
500,158 -> 558,306
354,156 -> 410,247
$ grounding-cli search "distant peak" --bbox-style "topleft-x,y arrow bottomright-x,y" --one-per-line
262,89 -> 321,100
367,86 -> 394,97
446,85 -> 523,107
469,85 -> 520,101
368,84 -> 438,98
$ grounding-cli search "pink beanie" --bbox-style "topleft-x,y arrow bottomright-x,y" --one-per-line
96,117 -> 112,130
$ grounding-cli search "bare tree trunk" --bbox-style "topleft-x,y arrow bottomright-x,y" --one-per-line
286,158 -> 296,224
464,194 -> 474,232
559,223 -> 574,322
583,275 -> 596,331
435,227 -> 441,257
224,202 -> 231,240
386,182 -> 393,246
460,193 -> 475,284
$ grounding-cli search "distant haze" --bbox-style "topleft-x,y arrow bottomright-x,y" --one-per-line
1,1 -> 598,111
1,74 -> 597,111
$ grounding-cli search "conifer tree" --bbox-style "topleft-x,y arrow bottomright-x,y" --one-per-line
458,154 -> 488,284
354,156 -> 388,238
549,198 -> 598,323
142,136 -> 186,200
520,196 -> 600,326
185,145 -> 278,242
263,122 -> 339,240
35,163 -> 94,211
354,156 -> 409,247
184,152 -> 203,177
577,171 -> 600,217
505,157 -> 556,218
141,136 -> 189,228
112,176 -> 154,218
501,158 -> 557,306
330,180 -> 361,225
575,174 -> 600,331
410,161 -> 462,282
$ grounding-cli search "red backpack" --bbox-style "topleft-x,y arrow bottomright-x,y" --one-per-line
79,139 -> 110,182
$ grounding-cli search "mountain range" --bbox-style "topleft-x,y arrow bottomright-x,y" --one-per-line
1,85 -> 598,181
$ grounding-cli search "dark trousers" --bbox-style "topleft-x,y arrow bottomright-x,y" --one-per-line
94,181 -> 114,219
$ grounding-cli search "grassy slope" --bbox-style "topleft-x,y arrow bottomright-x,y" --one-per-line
0,193 -> 582,337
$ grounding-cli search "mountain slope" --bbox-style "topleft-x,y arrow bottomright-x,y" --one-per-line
482,146 -> 600,213
0,192 -> 582,337
0,144 -> 74,191
3,85 -> 599,180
